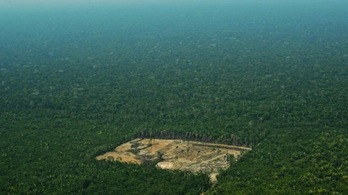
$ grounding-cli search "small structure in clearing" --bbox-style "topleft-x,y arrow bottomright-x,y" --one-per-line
96,138 -> 251,184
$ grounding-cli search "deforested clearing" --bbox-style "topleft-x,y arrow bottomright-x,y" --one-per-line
96,138 -> 251,184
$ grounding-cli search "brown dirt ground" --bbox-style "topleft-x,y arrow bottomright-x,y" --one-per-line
96,138 -> 251,184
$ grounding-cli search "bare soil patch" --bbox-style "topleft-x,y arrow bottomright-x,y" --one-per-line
96,138 -> 251,184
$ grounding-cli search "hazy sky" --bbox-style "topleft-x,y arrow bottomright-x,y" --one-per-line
0,0 -> 221,10
0,0 -> 227,7
1,0 -> 346,10
0,0 -> 147,7
0,0 -> 195,5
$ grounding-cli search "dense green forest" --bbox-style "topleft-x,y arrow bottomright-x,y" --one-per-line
1,2 -> 348,194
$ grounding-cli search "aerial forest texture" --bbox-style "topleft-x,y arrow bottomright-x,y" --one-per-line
0,1 -> 348,194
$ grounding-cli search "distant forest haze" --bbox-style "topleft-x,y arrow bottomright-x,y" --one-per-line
0,0 -> 347,194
